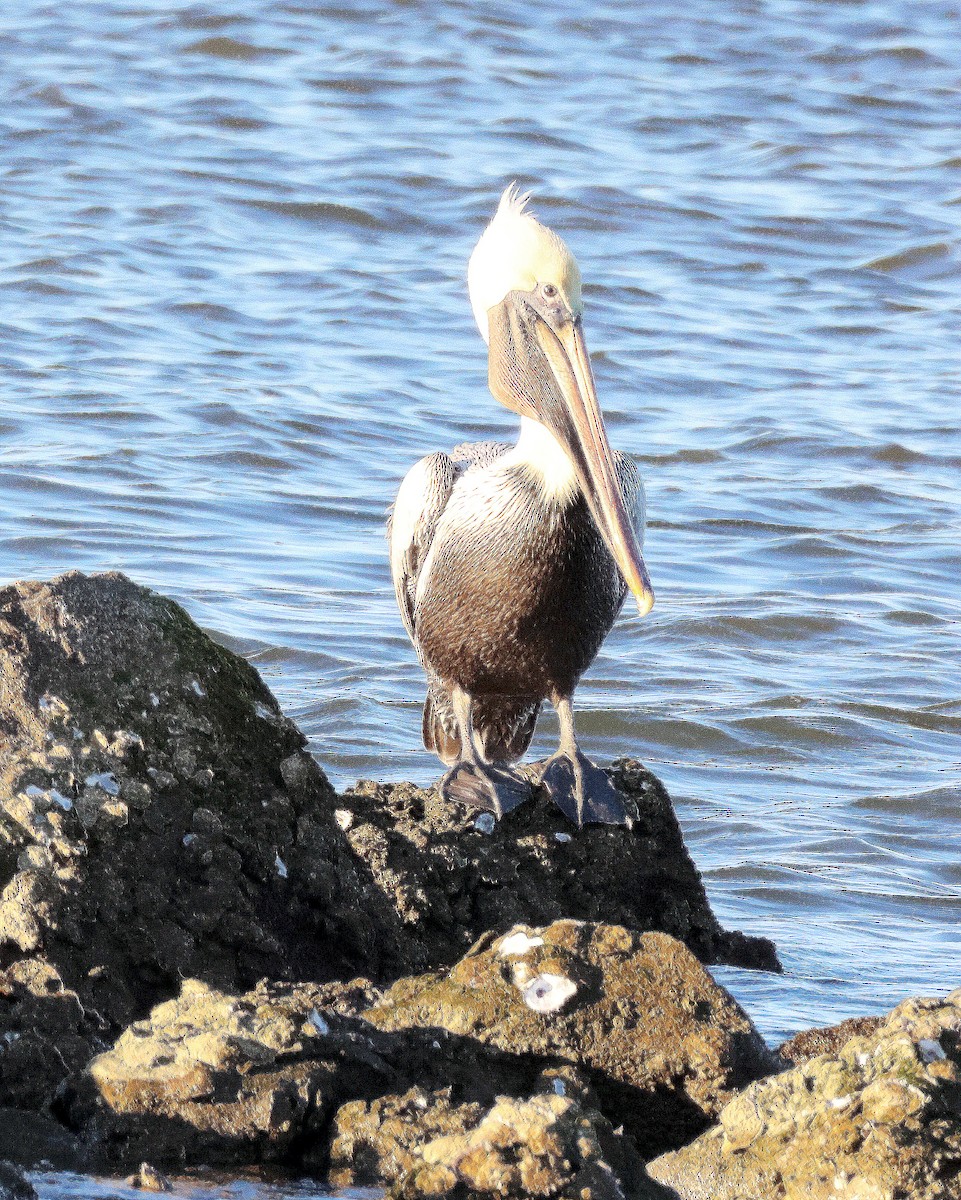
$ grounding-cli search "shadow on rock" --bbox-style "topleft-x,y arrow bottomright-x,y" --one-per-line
0,572 -> 414,1110
338,761 -> 780,975
364,920 -> 780,1161
0,571 -> 783,1195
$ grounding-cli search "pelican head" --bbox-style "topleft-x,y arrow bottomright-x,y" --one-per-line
467,186 -> 654,617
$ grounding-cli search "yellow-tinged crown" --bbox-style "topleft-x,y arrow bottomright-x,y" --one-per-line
467,185 -> 583,344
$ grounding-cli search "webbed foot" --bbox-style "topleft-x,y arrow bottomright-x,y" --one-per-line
539,751 -> 631,828
439,761 -> 532,818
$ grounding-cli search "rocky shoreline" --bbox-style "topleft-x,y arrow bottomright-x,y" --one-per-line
1,572 -> 958,1199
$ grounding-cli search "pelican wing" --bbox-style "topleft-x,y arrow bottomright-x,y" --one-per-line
388,452 -> 458,643
388,442 -> 511,644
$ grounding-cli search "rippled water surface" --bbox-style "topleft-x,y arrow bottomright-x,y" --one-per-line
3,0 -> 960,1052
32,1171 -> 374,1200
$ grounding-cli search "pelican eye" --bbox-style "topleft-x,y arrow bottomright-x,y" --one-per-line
541,283 -> 558,299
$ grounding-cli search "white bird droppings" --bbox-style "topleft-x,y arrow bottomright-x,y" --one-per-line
474,812 -> 496,834
274,854 -> 288,879
334,808 -> 354,831
85,772 -> 120,795
253,702 -> 272,719
522,973 -> 577,1013
308,1009 -> 329,1035
499,931 -> 545,957
190,679 -> 206,698
919,1038 -> 946,1063
554,831 -> 571,843
553,1077 -> 566,1096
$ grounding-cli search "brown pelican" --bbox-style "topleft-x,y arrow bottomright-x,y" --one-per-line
389,186 -> 654,826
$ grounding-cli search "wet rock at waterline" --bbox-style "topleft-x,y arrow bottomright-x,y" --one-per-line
0,1109 -> 87,1172
0,1162 -> 36,1200
124,1163 -> 173,1192
338,765 -> 780,975
648,989 -> 961,1200
0,571 -> 408,1104
365,920 -> 781,1160
777,1012 -> 886,1065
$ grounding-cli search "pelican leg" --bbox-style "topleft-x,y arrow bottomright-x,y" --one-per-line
439,688 -> 531,818
539,697 -> 631,828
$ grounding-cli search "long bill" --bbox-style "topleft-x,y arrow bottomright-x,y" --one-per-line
532,315 -> 655,617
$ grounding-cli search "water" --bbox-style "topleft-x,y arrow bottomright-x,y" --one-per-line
3,0 -> 960,1068
32,1171 -> 377,1200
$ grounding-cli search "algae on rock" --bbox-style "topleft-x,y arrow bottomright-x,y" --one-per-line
365,919 -> 780,1159
77,975 -> 587,1171
648,989 -> 961,1199
382,1093 -> 669,1200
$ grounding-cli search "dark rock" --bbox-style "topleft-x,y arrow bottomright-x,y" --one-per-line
0,959 -> 106,1113
778,1012 -> 885,1065
0,1109 -> 87,1171
365,920 -> 781,1160
0,570 -> 778,1176
648,988 -> 961,1200
0,571 -> 409,1105
338,762 -> 780,975
0,1162 -> 36,1200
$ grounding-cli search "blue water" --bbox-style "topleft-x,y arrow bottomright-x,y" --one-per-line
2,0 -> 960,1070
31,1171 -> 377,1200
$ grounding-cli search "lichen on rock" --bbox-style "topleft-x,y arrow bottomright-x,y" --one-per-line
382,1093 -> 668,1200
648,989 -> 961,1199
328,1087 -> 487,1188
75,976 -> 386,1164
365,919 -> 780,1159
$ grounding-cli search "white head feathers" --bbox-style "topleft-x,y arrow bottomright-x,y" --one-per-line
467,185 -> 583,344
